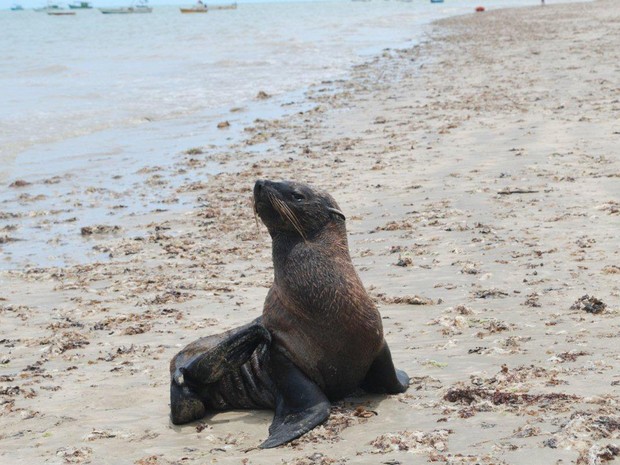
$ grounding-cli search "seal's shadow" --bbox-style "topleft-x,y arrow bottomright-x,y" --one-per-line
169,393 -> 390,433
169,409 -> 273,432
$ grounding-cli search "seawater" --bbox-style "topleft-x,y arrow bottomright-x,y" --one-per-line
0,0 -> 581,169
0,0 -> 584,269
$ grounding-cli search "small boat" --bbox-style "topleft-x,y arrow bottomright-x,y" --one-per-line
100,0 -> 152,14
48,10 -> 76,15
180,1 -> 208,13
34,2 -> 63,12
209,2 -> 237,10
10,4 -> 25,10
69,1 -> 93,8
475,5 -> 485,12
430,0 -> 444,3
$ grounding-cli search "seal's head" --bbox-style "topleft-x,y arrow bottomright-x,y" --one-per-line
253,180 -> 345,239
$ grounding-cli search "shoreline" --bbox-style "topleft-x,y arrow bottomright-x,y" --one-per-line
1,0 -> 619,464
0,0 -> 592,269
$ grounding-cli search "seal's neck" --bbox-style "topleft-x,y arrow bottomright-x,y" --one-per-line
270,231 -> 304,262
270,223 -> 349,275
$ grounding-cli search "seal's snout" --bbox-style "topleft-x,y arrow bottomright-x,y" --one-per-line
254,180 -> 265,197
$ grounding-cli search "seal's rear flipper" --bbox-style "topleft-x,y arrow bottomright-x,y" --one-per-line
170,320 -> 272,425
180,322 -> 271,385
361,342 -> 410,394
170,381 -> 206,425
260,350 -> 330,448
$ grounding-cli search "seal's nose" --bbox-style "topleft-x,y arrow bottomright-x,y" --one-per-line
254,180 -> 265,198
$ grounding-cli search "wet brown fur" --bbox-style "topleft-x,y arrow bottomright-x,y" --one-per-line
254,180 -> 384,400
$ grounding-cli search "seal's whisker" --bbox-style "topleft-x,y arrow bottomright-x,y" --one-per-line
273,196 -> 294,229
279,201 -> 304,237
265,190 -> 306,240
252,195 -> 260,230
274,197 -> 306,240
267,193 -> 290,230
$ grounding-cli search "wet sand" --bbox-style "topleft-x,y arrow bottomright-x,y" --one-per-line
1,1 -> 619,464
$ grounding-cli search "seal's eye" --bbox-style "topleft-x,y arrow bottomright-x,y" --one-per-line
291,192 -> 305,202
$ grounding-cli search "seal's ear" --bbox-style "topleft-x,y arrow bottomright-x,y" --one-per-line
327,207 -> 346,221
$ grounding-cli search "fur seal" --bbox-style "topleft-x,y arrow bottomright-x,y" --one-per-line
170,180 -> 409,448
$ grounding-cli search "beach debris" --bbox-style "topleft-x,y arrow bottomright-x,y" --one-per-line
292,404 -> 372,446
122,323 -> 152,336
460,263 -> 480,275
375,220 -> 414,232
353,405 -> 377,418
84,429 -> 134,441
281,453 -> 340,465
596,200 -> 619,215
422,360 -> 448,369
474,289 -> 509,299
195,422 -> 211,433
80,225 -> 122,236
369,429 -> 451,454
41,331 -> 90,354
444,387 -> 579,407
0,212 -> 20,220
513,424 -> 542,438
56,447 -> 93,464
579,444 -> 620,464
480,319 -> 510,334
395,256 -> 413,267
18,193 -> 46,202
134,456 -> 163,465
256,90 -> 271,100
428,308 -> 469,336
454,305 -> 474,315
523,293 -> 542,307
0,235 -> 20,244
546,412 -> 620,459
550,350 -> 590,363
497,187 -> 539,195
570,295 -> 606,314
184,147 -> 204,155
8,179 -> 31,188
217,121 -> 230,129
0,385 -> 21,396
42,175 -> 64,185
374,293 -> 435,305
602,265 -> 620,275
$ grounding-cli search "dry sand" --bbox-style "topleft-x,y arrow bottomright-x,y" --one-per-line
1,1 -> 619,464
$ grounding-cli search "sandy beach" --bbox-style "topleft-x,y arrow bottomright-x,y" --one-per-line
1,1 -> 619,464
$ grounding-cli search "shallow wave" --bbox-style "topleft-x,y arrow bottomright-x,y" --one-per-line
16,64 -> 71,78
210,59 -> 276,68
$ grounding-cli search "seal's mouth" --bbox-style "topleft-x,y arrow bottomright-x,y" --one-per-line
253,180 -> 275,216
253,179 -> 269,208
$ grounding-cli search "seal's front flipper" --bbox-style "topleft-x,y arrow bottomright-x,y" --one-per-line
260,350 -> 330,449
179,322 -> 271,385
361,342 -> 410,394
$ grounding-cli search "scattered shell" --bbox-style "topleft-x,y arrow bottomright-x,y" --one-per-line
80,225 -> 122,236
570,295 -> 606,314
